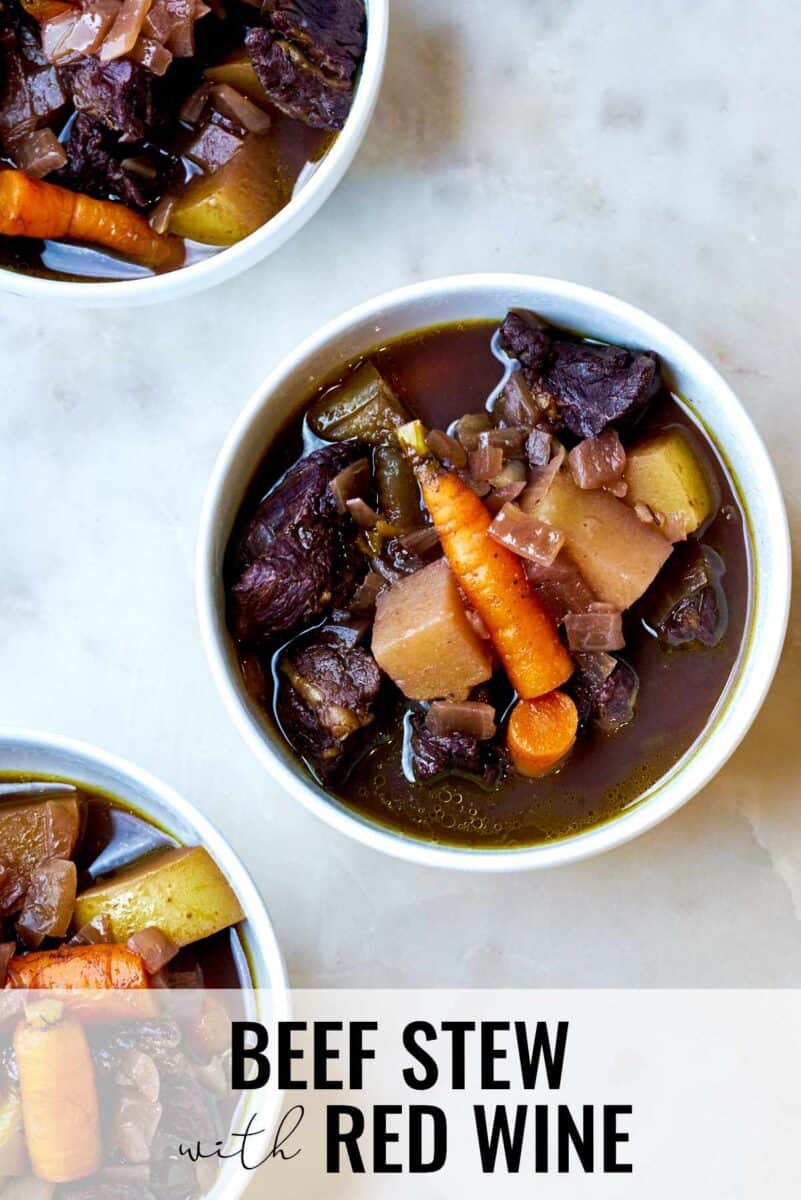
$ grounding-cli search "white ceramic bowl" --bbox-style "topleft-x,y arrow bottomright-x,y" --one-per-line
0,727 -> 289,1195
196,274 -> 791,872
0,0 -> 388,308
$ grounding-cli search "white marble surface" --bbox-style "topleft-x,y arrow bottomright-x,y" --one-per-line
1,0 -> 800,986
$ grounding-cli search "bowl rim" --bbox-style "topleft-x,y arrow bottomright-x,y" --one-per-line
196,272 -> 792,872
0,0 -> 389,308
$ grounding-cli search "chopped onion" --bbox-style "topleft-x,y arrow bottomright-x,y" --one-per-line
351,571 -> 385,612
127,926 -> 179,974
120,154 -> 158,179
425,700 -> 497,740
69,913 -> 114,945
426,428 -> 467,468
99,0 -> 153,60
634,501 -> 655,524
210,83 -> 271,134
568,429 -> 626,490
573,650 -> 617,683
179,83 -> 210,125
490,459 -> 526,489
607,479 -> 628,498
519,442 -> 566,510
346,497 -> 378,529
63,0 -> 120,55
164,0 -> 195,56
484,480 -> 526,515
0,943 -> 15,989
117,1049 -> 160,1103
526,428 -> 552,467
488,502 -> 564,566
564,611 -> 625,652
330,457 -> 371,513
469,441 -> 504,482
0,863 -> 25,916
142,0 -> 172,40
115,1088 -> 162,1163
128,35 -> 173,75
12,127 -> 66,177
148,193 -> 175,234
454,411 -> 492,452
526,555 -> 597,624
486,426 -> 528,454
498,371 -> 539,425
463,475 -> 491,498
399,525 -> 440,555
41,9 -> 81,61
16,859 -> 77,949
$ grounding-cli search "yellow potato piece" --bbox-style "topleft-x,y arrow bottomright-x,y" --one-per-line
532,471 -> 672,610
169,134 -> 289,247
74,846 -> 244,947
205,51 -> 271,108
372,558 -> 493,701
624,428 -> 716,538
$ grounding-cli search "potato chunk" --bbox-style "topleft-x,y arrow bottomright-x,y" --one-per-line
74,846 -> 244,947
532,471 -> 672,610
169,134 -> 288,247
205,50 -> 271,108
0,798 -> 80,885
371,559 -> 493,701
624,428 -> 716,538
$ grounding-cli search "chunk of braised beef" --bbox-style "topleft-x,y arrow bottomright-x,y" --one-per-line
265,0 -> 366,79
642,542 -> 727,648
54,114 -> 174,211
62,58 -> 166,141
568,653 -> 639,734
278,639 -> 382,777
229,442 -> 367,642
409,712 -> 499,785
245,28 -> 353,130
499,310 -> 660,439
0,23 -> 67,151
499,311 -> 552,379
545,340 -> 660,439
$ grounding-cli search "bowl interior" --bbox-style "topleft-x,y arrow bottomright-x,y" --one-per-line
0,0 -> 388,307
200,275 -> 790,870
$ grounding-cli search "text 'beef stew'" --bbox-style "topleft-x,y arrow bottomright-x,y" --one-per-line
225,312 -> 749,848
0,0 -> 366,279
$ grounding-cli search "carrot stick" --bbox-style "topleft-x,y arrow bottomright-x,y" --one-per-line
14,1001 -> 102,1182
0,170 -> 184,271
7,944 -> 157,1021
416,460 -> 573,698
507,692 -> 578,777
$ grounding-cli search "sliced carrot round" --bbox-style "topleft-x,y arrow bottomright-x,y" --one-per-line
507,691 -> 578,778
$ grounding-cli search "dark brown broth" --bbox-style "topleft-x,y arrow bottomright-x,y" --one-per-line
237,320 -> 750,848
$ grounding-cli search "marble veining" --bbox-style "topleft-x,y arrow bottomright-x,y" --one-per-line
1,0 -> 800,985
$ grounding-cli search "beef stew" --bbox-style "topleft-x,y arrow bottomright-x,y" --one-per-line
225,314 -> 750,848
0,0 -> 366,279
